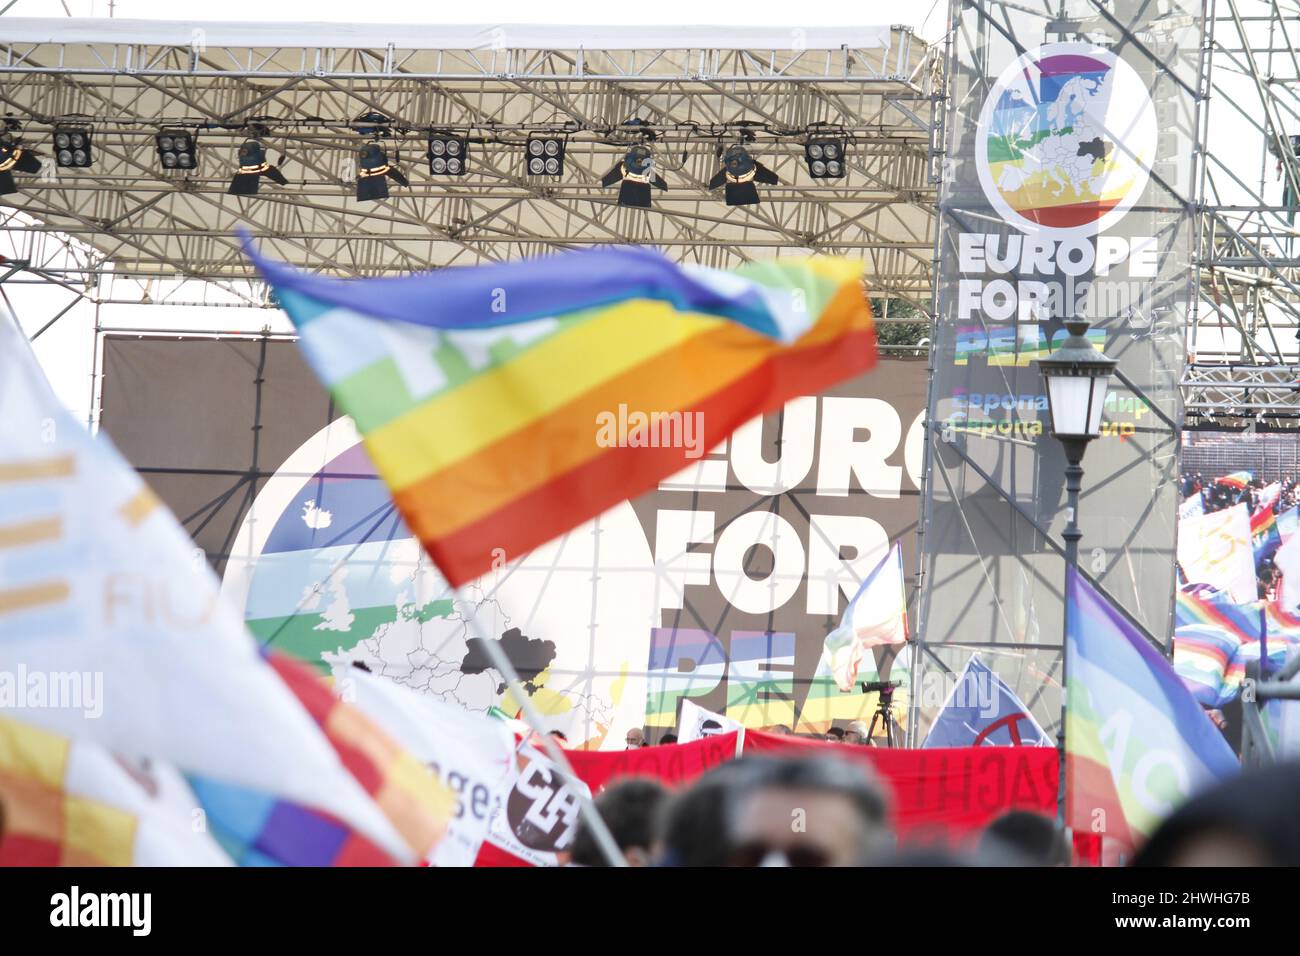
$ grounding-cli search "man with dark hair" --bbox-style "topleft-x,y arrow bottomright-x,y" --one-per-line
723,756 -> 891,867
657,759 -> 770,866
977,810 -> 1071,866
569,778 -> 669,867
658,733 -> 678,745
825,726 -> 846,742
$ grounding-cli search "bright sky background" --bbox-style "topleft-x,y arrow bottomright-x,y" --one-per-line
4,0 -> 948,423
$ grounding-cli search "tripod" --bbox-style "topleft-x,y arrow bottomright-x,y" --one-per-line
864,685 -> 898,748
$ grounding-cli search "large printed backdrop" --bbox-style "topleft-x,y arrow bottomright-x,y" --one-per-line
100,336 -> 926,747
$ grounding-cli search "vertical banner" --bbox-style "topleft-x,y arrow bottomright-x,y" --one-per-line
917,1 -> 1205,739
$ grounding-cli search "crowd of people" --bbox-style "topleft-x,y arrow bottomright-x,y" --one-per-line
1182,471 -> 1300,518
569,753 -> 1300,867
612,721 -> 884,749
1181,470 -> 1300,601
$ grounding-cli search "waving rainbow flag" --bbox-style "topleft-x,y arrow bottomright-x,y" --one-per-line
247,241 -> 876,587
1067,570 -> 1239,859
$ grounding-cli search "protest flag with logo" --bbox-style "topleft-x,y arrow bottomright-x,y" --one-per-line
1066,569 -> 1239,860
921,655 -> 1051,748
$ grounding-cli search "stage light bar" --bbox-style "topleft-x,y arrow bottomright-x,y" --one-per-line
228,138 -> 287,196
53,127 -> 92,169
707,144 -> 779,206
428,134 -> 468,176
356,141 -> 408,202
156,129 -> 197,171
805,138 -> 845,178
600,144 -> 667,208
526,136 -> 565,176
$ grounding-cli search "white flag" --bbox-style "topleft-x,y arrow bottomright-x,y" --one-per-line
817,542 -> 909,693
0,315 -> 415,862
1177,502 -> 1257,604
332,665 -> 514,866
678,698 -> 744,743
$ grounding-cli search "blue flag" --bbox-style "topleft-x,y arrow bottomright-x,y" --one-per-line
922,656 -> 1052,748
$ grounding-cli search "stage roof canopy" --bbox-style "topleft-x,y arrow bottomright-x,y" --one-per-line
0,18 -> 936,305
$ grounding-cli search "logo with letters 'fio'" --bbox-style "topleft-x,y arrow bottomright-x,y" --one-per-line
975,42 -> 1157,236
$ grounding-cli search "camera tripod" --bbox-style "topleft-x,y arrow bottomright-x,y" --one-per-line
862,681 -> 900,748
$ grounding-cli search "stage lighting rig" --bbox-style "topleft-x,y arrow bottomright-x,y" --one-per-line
805,138 -> 845,179
708,143 -> 778,206
525,136 -> 565,176
156,129 -> 197,171
228,137 -> 287,195
356,141 -> 408,202
428,133 -> 468,176
53,127 -> 92,168
600,144 -> 667,208
0,129 -> 43,195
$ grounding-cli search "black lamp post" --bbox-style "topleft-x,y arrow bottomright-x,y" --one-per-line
1034,319 -> 1117,825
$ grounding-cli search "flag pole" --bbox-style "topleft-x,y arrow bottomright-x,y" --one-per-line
456,588 -> 628,868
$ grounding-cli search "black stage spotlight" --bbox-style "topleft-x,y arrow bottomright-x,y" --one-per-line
156,129 -> 198,171
355,141 -> 408,201
428,134 -> 468,176
600,144 -> 667,208
0,135 -> 43,195
707,144 -> 778,206
228,138 -> 287,195
805,138 -> 846,178
525,136 -> 565,176
53,127 -> 92,168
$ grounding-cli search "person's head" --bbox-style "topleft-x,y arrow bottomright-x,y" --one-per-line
766,725 -> 793,736
659,733 -> 678,746
570,778 -> 669,867
825,727 -> 846,742
625,728 -> 645,749
724,755 -> 890,867
657,759 -> 770,866
843,720 -> 870,745
1134,762 -> 1300,867
977,811 -> 1071,866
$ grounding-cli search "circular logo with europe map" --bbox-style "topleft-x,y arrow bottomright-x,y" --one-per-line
975,42 -> 1157,236
218,416 -> 658,750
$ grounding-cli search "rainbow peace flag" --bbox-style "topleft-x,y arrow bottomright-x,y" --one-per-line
1217,471 -> 1252,490
0,716 -> 231,866
247,241 -> 876,586
1066,570 -> 1238,857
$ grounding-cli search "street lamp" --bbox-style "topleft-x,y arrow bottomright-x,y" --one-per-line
1034,319 -> 1117,826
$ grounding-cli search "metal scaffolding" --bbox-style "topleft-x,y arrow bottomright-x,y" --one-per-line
1187,0 -> 1300,427
0,18 -> 938,316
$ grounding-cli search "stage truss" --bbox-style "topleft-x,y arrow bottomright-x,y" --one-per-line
0,18 -> 937,323
1187,0 -> 1300,427
9,10 -> 1300,424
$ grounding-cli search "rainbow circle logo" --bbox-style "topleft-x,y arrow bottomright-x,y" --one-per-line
975,43 -> 1157,236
